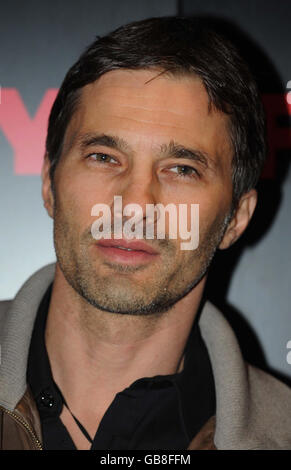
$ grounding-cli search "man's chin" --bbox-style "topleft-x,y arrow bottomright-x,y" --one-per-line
76,275 -> 198,316
70,276 -> 175,315
78,290 -> 173,316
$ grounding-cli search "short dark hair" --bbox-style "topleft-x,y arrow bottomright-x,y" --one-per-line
46,16 -> 266,208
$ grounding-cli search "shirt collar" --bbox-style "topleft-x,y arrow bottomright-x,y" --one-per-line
27,283 -> 215,442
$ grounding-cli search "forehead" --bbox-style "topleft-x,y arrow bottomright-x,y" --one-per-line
64,69 -> 232,170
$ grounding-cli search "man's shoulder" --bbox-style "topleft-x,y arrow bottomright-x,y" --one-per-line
0,263 -> 55,329
200,301 -> 291,449
247,362 -> 291,415
0,264 -> 56,411
245,363 -> 291,449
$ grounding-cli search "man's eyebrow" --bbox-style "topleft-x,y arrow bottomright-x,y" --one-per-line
75,133 -> 131,153
72,133 -> 217,170
160,141 -> 217,171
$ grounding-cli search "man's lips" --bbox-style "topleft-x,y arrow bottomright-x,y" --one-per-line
97,238 -> 159,254
95,239 -> 159,265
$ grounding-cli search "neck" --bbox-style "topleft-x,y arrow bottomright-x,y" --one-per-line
45,264 -> 206,430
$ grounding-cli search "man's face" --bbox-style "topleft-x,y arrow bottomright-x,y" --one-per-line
48,69 -> 234,315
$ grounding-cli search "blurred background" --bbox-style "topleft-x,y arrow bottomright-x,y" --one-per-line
0,0 -> 290,380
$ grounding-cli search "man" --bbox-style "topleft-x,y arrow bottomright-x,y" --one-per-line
0,16 -> 290,451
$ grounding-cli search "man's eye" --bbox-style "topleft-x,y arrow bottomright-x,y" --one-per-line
169,165 -> 199,178
87,153 -> 118,164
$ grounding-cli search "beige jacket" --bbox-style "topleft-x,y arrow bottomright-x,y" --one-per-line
0,264 -> 291,450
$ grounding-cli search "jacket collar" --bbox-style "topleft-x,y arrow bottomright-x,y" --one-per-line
0,264 -> 55,411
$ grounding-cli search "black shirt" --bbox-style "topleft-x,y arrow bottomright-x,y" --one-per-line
27,285 -> 216,450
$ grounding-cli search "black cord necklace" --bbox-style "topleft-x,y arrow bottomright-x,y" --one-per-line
61,394 -> 93,445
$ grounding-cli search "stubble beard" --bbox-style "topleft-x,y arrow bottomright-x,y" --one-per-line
53,202 -> 232,317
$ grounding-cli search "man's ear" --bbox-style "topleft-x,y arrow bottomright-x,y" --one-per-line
41,154 -> 55,219
219,189 -> 257,250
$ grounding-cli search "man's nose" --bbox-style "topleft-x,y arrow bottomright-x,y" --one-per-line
114,172 -> 160,228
